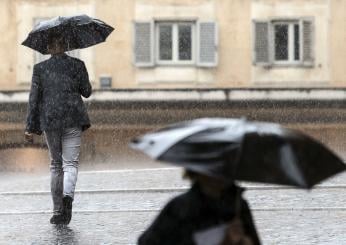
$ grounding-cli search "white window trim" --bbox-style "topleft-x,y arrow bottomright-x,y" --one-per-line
272,20 -> 302,65
155,22 -> 196,66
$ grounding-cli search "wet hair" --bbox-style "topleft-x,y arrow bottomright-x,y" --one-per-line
183,169 -> 236,188
183,169 -> 200,181
47,33 -> 64,48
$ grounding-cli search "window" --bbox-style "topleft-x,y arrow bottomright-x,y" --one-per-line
273,22 -> 300,63
253,18 -> 314,67
156,22 -> 195,65
134,21 -> 218,67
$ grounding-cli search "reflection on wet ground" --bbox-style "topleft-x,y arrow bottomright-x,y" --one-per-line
49,226 -> 78,245
0,148 -> 48,172
0,148 -> 161,172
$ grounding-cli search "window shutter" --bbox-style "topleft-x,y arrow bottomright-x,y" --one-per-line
134,21 -> 154,67
253,20 -> 271,66
197,21 -> 218,67
302,18 -> 314,67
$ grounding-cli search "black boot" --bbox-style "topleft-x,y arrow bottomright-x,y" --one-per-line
62,196 -> 73,224
50,213 -> 65,224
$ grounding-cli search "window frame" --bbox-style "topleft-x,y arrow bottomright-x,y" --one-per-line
272,20 -> 303,65
155,21 -> 196,66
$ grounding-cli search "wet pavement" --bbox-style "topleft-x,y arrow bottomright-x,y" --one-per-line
0,167 -> 346,244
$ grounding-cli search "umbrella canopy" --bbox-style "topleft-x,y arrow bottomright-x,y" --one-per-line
131,118 -> 346,189
22,15 -> 114,54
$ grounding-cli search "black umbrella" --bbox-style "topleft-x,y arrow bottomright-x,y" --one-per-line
22,15 -> 114,54
131,118 -> 346,189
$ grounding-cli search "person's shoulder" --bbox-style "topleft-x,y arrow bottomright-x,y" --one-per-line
66,55 -> 85,65
162,188 -> 200,218
171,186 -> 198,204
35,58 -> 51,66
167,192 -> 188,207
33,61 -> 47,71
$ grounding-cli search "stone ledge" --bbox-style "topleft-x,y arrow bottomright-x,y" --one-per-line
0,88 -> 345,103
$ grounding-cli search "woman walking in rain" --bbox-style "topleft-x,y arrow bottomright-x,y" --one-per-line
23,15 -> 113,225
25,32 -> 92,224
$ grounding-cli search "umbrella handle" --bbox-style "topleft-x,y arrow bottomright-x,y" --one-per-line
224,135 -> 246,215
234,187 -> 243,216
224,135 -> 245,182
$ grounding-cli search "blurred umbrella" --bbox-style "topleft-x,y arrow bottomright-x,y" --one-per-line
131,118 -> 346,189
22,14 -> 114,54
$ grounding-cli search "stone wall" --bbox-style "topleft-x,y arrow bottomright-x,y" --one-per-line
0,88 -> 344,171
0,0 -> 345,89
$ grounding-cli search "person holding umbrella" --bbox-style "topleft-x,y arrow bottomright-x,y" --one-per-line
138,169 -> 261,245
132,118 -> 346,244
23,15 -> 114,225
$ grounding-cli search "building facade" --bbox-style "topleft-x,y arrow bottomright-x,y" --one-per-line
0,0 -> 345,90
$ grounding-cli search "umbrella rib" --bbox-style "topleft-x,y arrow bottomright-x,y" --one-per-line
279,143 -> 308,188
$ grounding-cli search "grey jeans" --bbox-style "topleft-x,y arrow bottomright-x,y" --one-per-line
45,127 -> 82,214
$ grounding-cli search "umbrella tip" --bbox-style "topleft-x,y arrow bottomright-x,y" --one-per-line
130,138 -> 155,146
131,138 -> 141,144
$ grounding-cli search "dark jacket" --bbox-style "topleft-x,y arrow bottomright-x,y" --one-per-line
138,183 -> 261,245
26,53 -> 92,135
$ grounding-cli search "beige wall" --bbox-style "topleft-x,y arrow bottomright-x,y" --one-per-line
0,0 -> 345,90
94,0 -> 135,88
330,0 -> 346,87
0,0 -> 17,90
215,0 -> 252,87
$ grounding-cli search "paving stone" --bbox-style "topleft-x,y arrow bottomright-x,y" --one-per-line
0,168 -> 345,244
